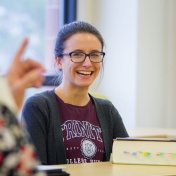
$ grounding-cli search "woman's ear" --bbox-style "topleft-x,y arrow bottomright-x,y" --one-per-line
55,56 -> 62,69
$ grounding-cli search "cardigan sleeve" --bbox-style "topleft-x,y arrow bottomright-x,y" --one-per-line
91,96 -> 129,161
110,103 -> 129,138
22,90 -> 67,165
22,94 -> 49,165
91,96 -> 128,139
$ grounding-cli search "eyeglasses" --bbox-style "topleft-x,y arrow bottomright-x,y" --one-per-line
60,51 -> 105,63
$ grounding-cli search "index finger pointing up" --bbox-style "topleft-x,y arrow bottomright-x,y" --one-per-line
13,38 -> 28,64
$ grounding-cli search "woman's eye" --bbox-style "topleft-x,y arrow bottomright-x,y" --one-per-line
91,53 -> 99,57
73,53 -> 83,57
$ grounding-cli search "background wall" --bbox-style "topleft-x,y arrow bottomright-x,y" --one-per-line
77,0 -> 176,129
136,0 -> 176,128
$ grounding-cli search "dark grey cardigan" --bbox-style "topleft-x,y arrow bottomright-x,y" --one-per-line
22,90 -> 128,165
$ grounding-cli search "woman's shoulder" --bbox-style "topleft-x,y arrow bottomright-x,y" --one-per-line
25,89 -> 55,104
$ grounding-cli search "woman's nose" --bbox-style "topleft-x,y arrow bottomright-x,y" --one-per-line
82,56 -> 92,66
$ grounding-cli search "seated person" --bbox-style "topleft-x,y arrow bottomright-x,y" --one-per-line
22,21 -> 129,165
0,38 -> 46,176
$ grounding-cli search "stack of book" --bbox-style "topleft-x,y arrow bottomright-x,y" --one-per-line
112,137 -> 176,166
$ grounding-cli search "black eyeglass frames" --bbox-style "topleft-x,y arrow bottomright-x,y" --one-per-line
60,51 -> 105,63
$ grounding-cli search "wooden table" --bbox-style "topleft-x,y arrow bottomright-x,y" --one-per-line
61,162 -> 176,176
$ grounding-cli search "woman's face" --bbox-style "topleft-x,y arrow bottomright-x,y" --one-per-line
57,33 -> 103,89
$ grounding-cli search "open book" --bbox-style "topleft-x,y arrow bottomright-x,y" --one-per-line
112,137 -> 176,166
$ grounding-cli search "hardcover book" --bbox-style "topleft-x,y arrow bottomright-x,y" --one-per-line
37,165 -> 70,176
112,137 -> 176,166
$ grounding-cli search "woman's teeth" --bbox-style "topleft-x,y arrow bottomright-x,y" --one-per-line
77,71 -> 92,75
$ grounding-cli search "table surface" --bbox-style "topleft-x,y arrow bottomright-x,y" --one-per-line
61,161 -> 176,176
128,127 -> 176,138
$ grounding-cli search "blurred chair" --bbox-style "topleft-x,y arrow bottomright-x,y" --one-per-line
89,92 -> 108,99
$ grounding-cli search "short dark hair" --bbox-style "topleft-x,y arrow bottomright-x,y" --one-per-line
54,21 -> 105,57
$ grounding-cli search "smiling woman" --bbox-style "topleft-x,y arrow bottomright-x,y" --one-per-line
55,32 -> 103,90
21,21 -> 129,165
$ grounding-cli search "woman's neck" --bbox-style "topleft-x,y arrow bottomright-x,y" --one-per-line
54,84 -> 90,106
